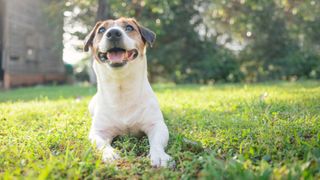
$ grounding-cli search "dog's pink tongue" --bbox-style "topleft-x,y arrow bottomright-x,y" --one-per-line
107,51 -> 126,63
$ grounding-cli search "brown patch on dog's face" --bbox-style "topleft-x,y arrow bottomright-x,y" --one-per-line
84,17 -> 156,67
116,18 -> 146,54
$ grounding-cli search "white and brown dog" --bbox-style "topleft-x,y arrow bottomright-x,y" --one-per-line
84,17 -> 172,167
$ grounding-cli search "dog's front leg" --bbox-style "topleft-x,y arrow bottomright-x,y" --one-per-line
145,121 -> 173,168
89,130 -> 120,163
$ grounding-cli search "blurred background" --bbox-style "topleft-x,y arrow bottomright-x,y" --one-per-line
1,0 -> 319,88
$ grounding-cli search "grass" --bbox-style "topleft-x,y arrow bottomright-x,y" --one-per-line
0,81 -> 319,179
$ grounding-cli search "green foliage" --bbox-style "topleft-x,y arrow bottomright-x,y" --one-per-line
0,82 -> 320,178
201,0 -> 320,82
56,0 -> 320,83
274,50 -> 320,80
73,58 -> 91,82
57,0 -> 320,83
192,48 -> 242,83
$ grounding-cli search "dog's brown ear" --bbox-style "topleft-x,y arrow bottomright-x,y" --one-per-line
132,19 -> 156,47
84,21 -> 102,52
139,26 -> 156,47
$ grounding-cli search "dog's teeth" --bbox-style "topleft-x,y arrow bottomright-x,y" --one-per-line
98,53 -> 108,62
100,56 -> 106,61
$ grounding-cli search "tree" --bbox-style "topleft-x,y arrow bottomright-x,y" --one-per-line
96,0 -> 112,21
200,0 -> 320,81
54,0 -> 320,83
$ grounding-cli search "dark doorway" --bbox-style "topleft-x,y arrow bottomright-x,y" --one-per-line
0,0 -> 4,83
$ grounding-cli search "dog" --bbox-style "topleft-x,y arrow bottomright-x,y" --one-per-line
84,17 -> 172,167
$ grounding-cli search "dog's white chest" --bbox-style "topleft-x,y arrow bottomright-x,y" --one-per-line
91,96 -> 147,136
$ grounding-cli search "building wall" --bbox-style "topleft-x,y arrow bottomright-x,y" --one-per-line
0,0 -> 4,80
2,0 -> 65,88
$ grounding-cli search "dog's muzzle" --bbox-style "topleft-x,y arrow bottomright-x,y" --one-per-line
98,48 -> 138,68
97,29 -> 139,68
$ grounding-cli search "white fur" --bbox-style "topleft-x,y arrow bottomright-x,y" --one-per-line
88,25 -> 172,167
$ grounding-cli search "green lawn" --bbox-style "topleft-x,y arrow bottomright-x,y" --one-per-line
0,81 -> 319,179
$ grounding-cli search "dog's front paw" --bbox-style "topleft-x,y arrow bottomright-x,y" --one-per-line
102,147 -> 120,163
150,152 -> 175,168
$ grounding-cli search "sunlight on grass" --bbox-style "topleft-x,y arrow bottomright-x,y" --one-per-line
0,81 -> 319,179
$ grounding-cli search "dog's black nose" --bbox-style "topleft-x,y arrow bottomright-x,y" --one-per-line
106,29 -> 122,41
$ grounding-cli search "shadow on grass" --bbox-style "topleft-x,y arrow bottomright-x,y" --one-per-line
153,80 -> 320,93
0,85 -> 96,102
1,81 -> 319,102
164,94 -> 319,151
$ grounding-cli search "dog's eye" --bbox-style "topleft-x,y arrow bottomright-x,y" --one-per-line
125,25 -> 134,32
98,27 -> 106,34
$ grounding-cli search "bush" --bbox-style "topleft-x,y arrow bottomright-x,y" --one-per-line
275,50 -> 320,80
191,49 -> 243,83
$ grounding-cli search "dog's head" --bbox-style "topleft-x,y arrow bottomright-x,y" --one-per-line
84,17 -> 156,68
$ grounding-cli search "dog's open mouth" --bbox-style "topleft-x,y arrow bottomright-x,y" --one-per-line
97,48 -> 138,67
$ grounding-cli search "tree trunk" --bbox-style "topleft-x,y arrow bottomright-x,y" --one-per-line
95,0 -> 112,22
132,0 -> 143,18
89,0 -> 112,85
